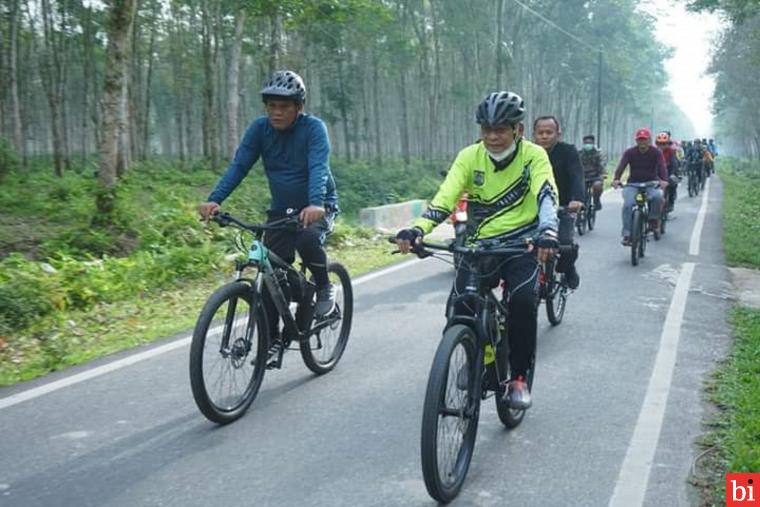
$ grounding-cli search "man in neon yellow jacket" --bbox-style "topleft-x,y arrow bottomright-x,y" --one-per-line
395,91 -> 558,410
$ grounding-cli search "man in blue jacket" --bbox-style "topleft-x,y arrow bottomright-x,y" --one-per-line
199,70 -> 339,320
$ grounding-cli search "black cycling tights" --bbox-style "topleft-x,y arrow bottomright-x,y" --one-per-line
448,253 -> 538,378
262,212 -> 333,337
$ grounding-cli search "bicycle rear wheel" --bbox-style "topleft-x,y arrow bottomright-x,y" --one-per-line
300,262 -> 353,374
190,282 -> 268,424
631,209 -> 642,266
421,324 -> 480,503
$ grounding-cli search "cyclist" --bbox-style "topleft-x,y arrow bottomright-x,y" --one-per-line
703,143 -> 715,177
689,139 -> 706,185
611,128 -> 668,246
533,115 -> 584,289
395,91 -> 559,410
578,134 -> 607,211
708,138 -> 718,157
655,132 -> 680,212
198,70 -> 340,331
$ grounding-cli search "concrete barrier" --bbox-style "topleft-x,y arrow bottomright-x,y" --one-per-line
359,200 -> 454,240
359,199 -> 427,231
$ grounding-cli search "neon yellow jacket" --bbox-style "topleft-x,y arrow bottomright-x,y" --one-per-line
414,139 -> 559,243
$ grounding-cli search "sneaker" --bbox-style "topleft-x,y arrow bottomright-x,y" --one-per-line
315,284 -> 336,317
621,236 -> 632,246
565,266 -> 580,290
505,376 -> 532,409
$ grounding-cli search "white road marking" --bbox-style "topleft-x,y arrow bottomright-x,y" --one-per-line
689,177 -> 711,256
0,259 -> 420,410
608,262 -> 696,507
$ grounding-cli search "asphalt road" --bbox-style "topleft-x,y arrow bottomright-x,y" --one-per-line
0,176 -> 734,507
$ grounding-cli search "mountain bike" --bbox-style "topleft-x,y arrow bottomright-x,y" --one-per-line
627,182 -> 660,266
190,212 -> 353,424
576,180 -> 596,236
389,237 -> 535,503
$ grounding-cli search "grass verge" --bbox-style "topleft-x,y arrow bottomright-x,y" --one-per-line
693,159 -> 760,504
0,234 -> 405,386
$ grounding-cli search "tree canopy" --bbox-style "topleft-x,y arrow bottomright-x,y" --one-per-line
0,0 -> 696,172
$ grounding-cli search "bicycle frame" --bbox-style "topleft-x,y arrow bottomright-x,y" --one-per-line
214,213 -> 337,346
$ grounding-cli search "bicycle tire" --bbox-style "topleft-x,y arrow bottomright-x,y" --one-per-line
190,281 -> 269,424
420,324 -> 480,503
639,211 -> 647,258
587,204 -> 596,231
544,262 -> 566,326
300,262 -> 354,374
576,209 -> 586,236
631,209 -> 641,266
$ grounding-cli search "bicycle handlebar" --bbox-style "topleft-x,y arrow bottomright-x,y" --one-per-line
387,236 -> 532,258
212,212 -> 300,233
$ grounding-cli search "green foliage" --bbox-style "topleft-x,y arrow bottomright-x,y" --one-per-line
697,307 -> 760,504
332,159 -> 442,216
0,138 -> 21,181
0,155 -> 434,341
719,158 -> 760,267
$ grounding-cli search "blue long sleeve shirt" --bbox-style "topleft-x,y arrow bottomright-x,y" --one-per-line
208,113 -> 338,213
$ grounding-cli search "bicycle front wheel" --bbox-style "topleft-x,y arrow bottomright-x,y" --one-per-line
189,282 -> 269,424
421,324 -> 480,503
576,209 -> 586,236
300,262 -> 354,374
545,266 -> 567,326
587,204 -> 596,231
631,209 -> 642,266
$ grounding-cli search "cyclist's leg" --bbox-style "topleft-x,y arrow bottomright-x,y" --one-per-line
668,175 -> 678,208
294,211 -> 337,316
621,186 -> 637,239
501,254 -> 539,380
294,211 -> 335,287
262,213 -> 297,340
647,186 -> 665,225
592,179 -> 604,208
556,208 -> 575,272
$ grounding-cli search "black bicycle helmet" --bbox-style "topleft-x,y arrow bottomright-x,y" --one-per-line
261,70 -> 306,103
476,91 -> 525,126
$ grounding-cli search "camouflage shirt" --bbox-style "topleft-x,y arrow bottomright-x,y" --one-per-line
578,147 -> 606,180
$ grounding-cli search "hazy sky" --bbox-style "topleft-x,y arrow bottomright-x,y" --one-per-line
641,0 -> 726,137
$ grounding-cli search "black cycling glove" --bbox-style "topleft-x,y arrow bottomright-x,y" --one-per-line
396,227 -> 424,244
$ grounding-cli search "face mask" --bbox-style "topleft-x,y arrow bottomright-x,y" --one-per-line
582,143 -> 594,151
487,140 -> 518,162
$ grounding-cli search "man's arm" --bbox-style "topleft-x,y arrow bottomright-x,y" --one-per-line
307,119 -> 331,207
598,150 -> 607,178
613,150 -> 629,181
207,123 -> 261,205
566,145 -> 586,203
529,147 -> 559,233
656,150 -> 668,181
